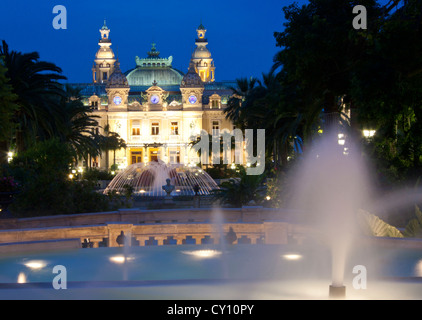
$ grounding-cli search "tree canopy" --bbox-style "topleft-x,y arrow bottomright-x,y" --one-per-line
225,0 -> 422,187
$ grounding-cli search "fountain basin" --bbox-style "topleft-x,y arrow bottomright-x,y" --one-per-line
104,161 -> 219,197
0,242 -> 421,300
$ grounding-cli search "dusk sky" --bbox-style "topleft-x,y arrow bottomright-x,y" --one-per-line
0,0 -> 310,84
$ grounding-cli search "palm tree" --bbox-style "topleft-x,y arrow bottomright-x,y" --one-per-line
100,124 -> 126,170
225,77 -> 259,128
110,135 -> 127,168
0,57 -> 18,164
58,84 -> 102,163
224,72 -> 303,169
0,40 -> 66,153
214,166 -> 265,207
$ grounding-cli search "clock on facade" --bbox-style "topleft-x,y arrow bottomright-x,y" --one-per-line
188,95 -> 197,104
113,96 -> 122,105
151,95 -> 160,104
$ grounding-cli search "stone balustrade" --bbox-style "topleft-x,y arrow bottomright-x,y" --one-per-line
0,207 -> 312,250
0,221 -> 299,248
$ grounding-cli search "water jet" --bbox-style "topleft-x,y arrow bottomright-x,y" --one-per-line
104,160 -> 219,197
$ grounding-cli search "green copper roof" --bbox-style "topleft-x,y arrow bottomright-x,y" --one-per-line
101,19 -> 109,30
147,42 -> 160,58
197,23 -> 205,30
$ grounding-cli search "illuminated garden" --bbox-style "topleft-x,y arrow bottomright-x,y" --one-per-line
0,0 -> 422,300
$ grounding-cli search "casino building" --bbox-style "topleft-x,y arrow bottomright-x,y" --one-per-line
76,21 -> 236,169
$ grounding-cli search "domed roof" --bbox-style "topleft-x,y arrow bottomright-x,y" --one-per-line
180,61 -> 204,88
96,47 -> 114,59
107,61 -> 129,88
193,46 -> 211,59
126,66 -> 184,86
126,43 -> 184,87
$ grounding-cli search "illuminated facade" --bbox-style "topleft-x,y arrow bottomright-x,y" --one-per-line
77,21 -> 235,169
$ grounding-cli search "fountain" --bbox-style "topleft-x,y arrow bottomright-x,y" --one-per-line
286,128 -> 372,298
104,160 -> 219,197
1,130 -> 422,300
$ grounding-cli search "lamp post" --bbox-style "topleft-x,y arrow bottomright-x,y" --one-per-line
7,152 -> 13,163
363,129 -> 376,139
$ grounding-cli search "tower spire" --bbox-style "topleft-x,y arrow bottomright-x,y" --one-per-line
101,19 -> 109,31
93,20 -> 116,83
191,23 -> 215,82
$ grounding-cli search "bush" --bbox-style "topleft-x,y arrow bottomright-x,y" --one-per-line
213,166 -> 265,207
7,139 -> 110,217
83,168 -> 114,182
205,164 -> 238,179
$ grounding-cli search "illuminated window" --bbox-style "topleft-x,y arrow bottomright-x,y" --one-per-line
212,120 -> 220,136
151,122 -> 160,135
132,120 -> 140,136
131,151 -> 142,164
170,122 -> 179,135
169,149 -> 180,164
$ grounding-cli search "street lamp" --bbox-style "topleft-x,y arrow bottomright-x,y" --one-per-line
7,151 -> 13,163
363,129 -> 376,138
338,133 -> 345,146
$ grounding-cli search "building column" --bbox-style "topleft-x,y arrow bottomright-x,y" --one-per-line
144,146 -> 149,163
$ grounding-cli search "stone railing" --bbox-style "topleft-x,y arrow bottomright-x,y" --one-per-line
0,207 -> 290,230
0,207 -> 311,250
0,220 -> 304,249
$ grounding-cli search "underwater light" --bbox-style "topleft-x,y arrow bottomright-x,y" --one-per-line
24,260 -> 47,269
282,254 -> 302,261
182,249 -> 222,259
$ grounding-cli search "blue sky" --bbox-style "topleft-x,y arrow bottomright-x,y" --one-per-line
0,0 -> 298,83
0,0 -> 391,84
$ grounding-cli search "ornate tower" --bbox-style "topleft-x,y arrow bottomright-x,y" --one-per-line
191,23 -> 215,83
106,60 -> 130,110
92,20 -> 116,84
180,61 -> 204,110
